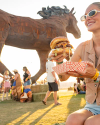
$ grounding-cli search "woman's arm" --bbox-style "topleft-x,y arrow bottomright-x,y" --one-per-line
66,43 -> 96,79
0,74 -> 4,78
50,42 -> 96,81
2,75 -> 10,81
14,74 -> 18,80
25,71 -> 31,81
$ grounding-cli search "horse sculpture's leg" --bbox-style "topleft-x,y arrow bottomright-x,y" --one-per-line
31,50 -> 50,83
0,23 -> 13,76
0,42 -> 10,75
0,43 -> 13,75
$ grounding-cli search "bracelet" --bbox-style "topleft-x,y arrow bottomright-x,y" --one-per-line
94,71 -> 100,82
92,69 -> 99,81
57,61 -> 63,64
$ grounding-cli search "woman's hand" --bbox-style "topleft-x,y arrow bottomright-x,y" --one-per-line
25,78 -> 28,82
67,61 -> 96,78
49,53 -> 69,63
12,86 -> 16,90
55,79 -> 58,84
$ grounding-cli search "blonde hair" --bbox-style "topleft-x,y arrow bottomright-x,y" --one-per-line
92,2 -> 100,9
4,70 -> 9,75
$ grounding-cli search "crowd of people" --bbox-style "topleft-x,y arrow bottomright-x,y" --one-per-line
0,66 -> 32,102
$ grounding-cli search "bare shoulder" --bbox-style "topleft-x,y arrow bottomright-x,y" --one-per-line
76,42 -> 85,51
75,40 -> 90,53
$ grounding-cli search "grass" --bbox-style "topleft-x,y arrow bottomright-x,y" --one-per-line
0,90 -> 86,125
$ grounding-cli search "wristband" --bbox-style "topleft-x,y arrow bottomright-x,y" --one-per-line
92,69 -> 99,81
94,71 -> 100,82
57,61 -> 63,64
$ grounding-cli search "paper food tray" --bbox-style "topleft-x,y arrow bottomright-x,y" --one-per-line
52,61 -> 87,75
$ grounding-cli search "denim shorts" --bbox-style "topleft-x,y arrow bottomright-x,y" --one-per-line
24,80 -> 31,86
84,101 -> 100,115
24,88 -> 31,93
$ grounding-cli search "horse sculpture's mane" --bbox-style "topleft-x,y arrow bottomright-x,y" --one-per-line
37,5 -> 75,19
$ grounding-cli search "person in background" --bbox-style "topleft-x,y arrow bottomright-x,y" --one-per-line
21,66 -> 31,99
76,77 -> 86,91
76,77 -> 80,84
49,2 -> 100,125
10,76 -> 15,88
0,78 -> 3,93
0,70 -> 11,101
12,69 -> 22,101
79,77 -> 86,91
74,83 -> 86,94
42,56 -> 61,105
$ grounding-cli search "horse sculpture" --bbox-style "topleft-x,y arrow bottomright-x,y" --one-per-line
0,6 -> 81,83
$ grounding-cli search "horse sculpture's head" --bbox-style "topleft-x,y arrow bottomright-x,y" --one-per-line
37,5 -> 81,39
65,8 -> 81,39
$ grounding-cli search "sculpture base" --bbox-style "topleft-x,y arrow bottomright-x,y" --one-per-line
31,84 -> 48,93
32,92 -> 58,102
31,84 -> 59,102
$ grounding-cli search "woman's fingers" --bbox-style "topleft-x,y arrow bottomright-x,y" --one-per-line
75,69 -> 85,76
51,54 -> 64,62
67,71 -> 80,77
86,61 -> 94,67
75,62 -> 96,78
49,53 -> 71,62
55,54 -> 63,59
57,57 -> 65,62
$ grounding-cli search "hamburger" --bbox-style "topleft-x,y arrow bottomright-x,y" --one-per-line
50,36 -> 73,59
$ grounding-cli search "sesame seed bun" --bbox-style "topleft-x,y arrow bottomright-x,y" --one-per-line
50,36 -> 70,49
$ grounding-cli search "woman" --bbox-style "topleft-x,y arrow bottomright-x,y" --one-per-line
0,70 -> 11,101
74,83 -> 86,94
50,2 -> 100,125
12,69 -> 22,101
21,66 -> 31,99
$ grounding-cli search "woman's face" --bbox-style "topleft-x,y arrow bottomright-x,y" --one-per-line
84,4 -> 100,33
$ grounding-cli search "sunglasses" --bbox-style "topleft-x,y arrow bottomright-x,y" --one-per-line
80,9 -> 100,21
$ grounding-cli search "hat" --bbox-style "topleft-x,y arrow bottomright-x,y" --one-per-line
13,69 -> 18,72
